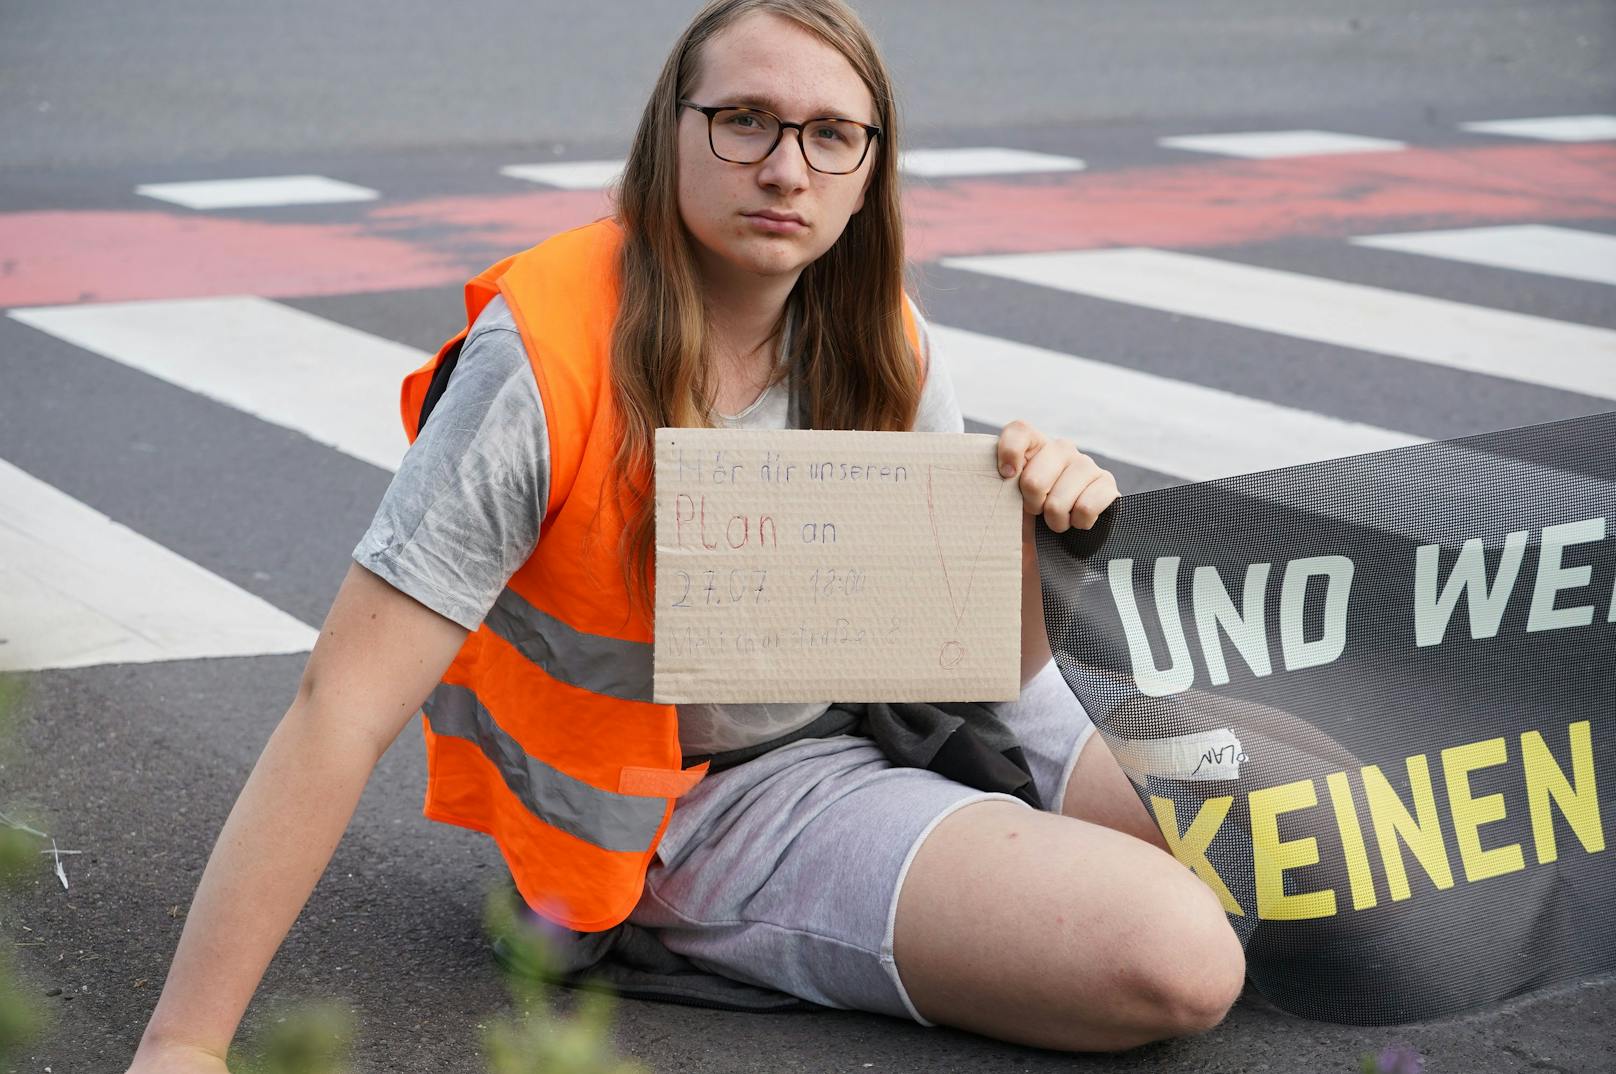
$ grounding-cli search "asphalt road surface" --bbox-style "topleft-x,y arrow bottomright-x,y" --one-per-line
2,2 -> 1614,1071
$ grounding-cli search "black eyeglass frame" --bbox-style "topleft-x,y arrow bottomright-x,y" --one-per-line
678,98 -> 882,175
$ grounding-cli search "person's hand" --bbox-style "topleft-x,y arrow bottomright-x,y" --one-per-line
125,1039 -> 231,1074
996,420 -> 1119,533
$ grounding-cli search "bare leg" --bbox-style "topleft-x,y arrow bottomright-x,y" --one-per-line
1058,730 -> 1171,853
891,797 -> 1245,1052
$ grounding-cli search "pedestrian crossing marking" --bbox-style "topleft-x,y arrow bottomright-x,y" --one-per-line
8,226 -> 1610,673
0,458 -> 317,672
1352,225 -> 1616,287
898,148 -> 1086,177
1460,115 -> 1616,142
500,161 -> 627,190
134,176 -> 380,210
941,247 -> 1616,400
8,296 -> 426,472
934,323 -> 1421,482
1156,130 -> 1407,159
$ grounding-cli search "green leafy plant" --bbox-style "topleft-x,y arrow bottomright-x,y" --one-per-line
0,675 -> 53,1067
215,884 -> 648,1073
229,1000 -> 357,1074
479,886 -> 649,1074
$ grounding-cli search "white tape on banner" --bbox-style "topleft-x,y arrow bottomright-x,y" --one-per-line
1110,728 -> 1246,782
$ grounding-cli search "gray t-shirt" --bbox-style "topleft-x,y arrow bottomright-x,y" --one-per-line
353,292 -> 964,756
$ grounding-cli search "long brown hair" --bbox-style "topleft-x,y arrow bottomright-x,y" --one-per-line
605,0 -> 921,615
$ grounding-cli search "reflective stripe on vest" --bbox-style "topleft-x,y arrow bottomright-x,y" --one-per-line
483,586 -> 654,703
421,682 -> 666,853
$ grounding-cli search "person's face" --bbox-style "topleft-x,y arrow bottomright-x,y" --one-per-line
676,12 -> 879,291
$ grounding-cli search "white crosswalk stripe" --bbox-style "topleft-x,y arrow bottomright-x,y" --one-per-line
941,247 -> 1616,400
935,323 -> 1420,482
1459,115 -> 1616,142
1156,130 -> 1406,158
0,458 -> 317,672
134,175 -> 379,210
1352,225 -> 1616,287
898,148 -> 1085,177
8,296 -> 427,472
500,161 -> 626,190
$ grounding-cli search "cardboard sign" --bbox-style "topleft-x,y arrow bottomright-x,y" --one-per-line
653,428 -> 1022,703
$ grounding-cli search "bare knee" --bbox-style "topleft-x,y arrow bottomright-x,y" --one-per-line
1043,905 -> 1244,1052
894,803 -> 1245,1053
1128,882 -> 1246,1040
1024,852 -> 1246,1053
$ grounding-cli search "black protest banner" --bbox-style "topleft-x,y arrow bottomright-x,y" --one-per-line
1037,412 -> 1614,1025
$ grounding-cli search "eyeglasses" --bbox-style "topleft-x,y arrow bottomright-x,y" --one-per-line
679,99 -> 881,175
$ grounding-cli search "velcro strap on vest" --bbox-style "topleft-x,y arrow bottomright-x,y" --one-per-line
618,761 -> 710,798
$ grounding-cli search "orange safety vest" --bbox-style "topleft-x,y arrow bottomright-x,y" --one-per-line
397,216 -> 926,931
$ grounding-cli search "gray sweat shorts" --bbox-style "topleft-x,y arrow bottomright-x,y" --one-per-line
624,661 -> 1099,1026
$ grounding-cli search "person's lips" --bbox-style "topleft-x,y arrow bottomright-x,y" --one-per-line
743,208 -> 808,234
744,210 -> 806,233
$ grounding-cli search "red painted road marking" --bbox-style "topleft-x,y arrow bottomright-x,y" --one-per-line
0,189 -> 614,309
908,142 -> 1616,260
2,143 -> 1612,309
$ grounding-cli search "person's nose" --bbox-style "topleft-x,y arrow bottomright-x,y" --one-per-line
756,126 -> 811,192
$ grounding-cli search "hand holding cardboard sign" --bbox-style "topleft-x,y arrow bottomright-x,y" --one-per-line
996,419 -> 1120,534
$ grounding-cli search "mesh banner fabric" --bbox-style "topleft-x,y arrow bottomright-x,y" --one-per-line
1037,412 -> 1614,1025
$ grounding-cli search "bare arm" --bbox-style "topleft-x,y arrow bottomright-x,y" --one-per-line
1020,513 -> 1052,687
130,562 -> 469,1064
